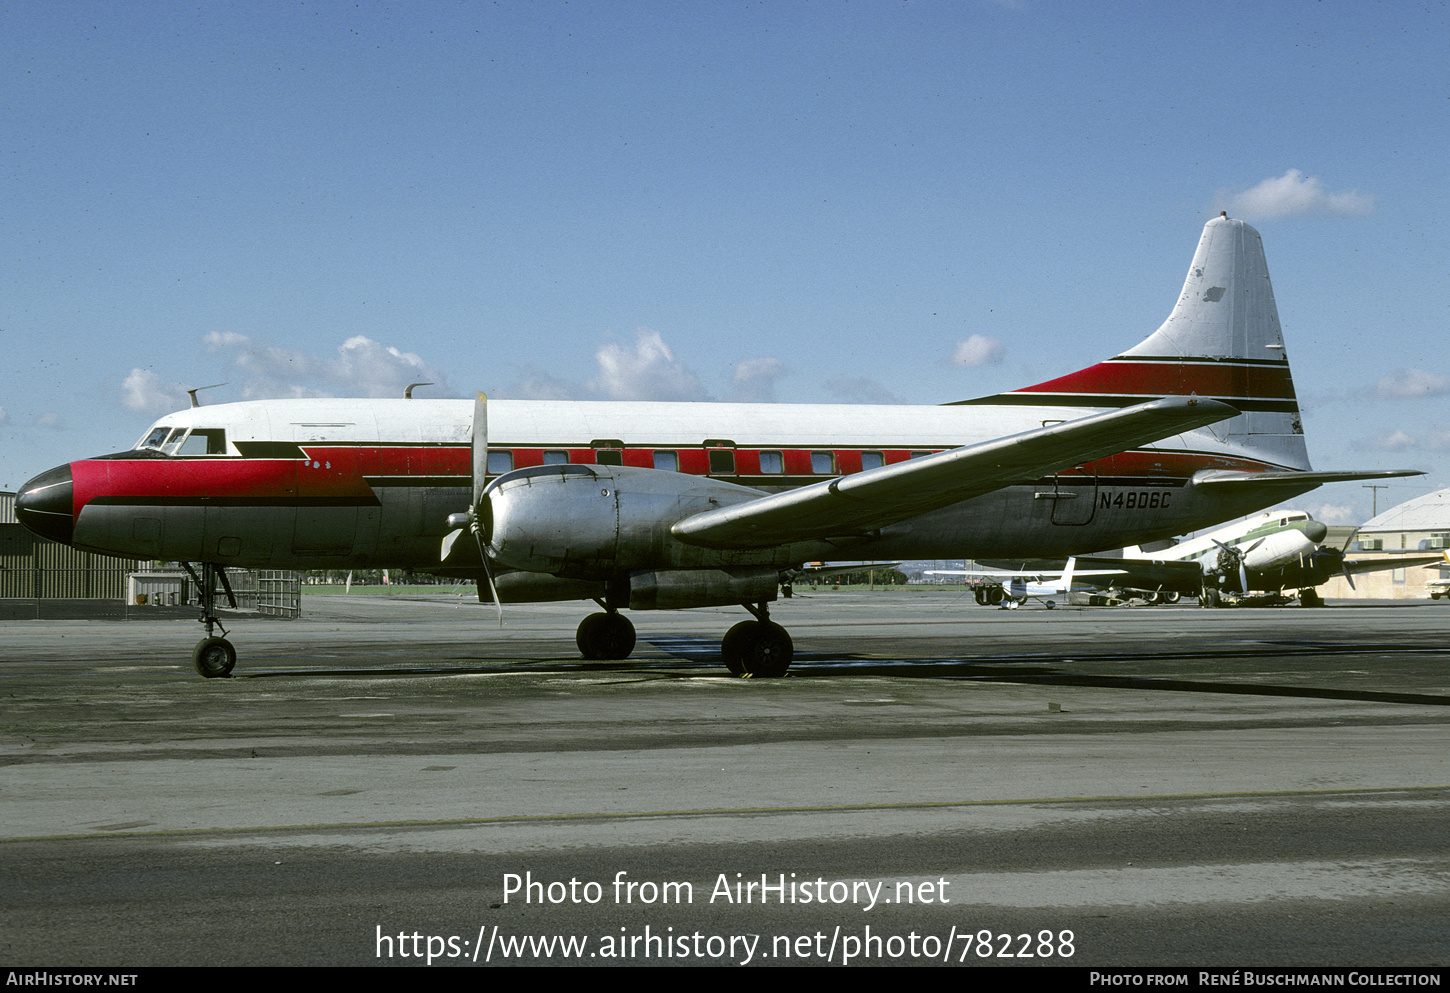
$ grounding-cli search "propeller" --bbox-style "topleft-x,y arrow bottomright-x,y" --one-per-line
441,392 -> 502,624
1208,536 -> 1268,593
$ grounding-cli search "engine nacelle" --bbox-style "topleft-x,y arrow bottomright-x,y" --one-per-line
627,567 -> 780,610
484,464 -> 781,579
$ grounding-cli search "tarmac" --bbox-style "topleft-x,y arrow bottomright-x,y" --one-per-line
2,589 -> 1447,967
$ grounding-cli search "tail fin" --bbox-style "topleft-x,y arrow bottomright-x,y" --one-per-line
957,213 -> 1309,471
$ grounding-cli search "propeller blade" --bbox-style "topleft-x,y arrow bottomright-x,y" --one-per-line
472,391 -> 488,509
1239,560 -> 1249,593
469,390 -> 502,626
473,529 -> 503,626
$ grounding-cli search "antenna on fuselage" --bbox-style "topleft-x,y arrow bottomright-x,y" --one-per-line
186,383 -> 228,408
404,382 -> 434,399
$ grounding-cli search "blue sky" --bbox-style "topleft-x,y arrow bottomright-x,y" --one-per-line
3,0 -> 1445,525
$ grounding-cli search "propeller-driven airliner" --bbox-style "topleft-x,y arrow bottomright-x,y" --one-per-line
15,215 -> 1419,677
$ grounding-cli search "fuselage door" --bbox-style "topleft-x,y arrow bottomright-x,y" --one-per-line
1049,465 -> 1098,526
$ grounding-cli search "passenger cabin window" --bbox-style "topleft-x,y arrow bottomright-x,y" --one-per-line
811,451 -> 835,475
708,450 -> 735,475
542,450 -> 569,465
487,451 -> 514,475
595,449 -> 623,466
861,451 -> 884,471
653,451 -> 678,472
758,450 -> 783,474
175,429 -> 228,456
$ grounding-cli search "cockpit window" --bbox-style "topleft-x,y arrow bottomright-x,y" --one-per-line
135,426 -> 228,455
139,427 -> 172,451
175,429 -> 227,455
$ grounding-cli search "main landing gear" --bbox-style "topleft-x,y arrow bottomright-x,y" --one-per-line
721,602 -> 793,678
182,562 -> 237,678
573,600 -> 796,677
576,608 -> 637,660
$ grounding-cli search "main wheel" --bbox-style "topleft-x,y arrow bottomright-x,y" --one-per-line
1300,588 -> 1323,608
192,637 -> 236,678
720,620 -> 793,677
1200,587 -> 1220,608
576,612 -> 636,659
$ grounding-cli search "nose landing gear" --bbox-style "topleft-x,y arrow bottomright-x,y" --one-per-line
182,562 -> 237,678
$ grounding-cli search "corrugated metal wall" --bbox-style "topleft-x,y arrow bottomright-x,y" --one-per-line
1,525 -> 141,598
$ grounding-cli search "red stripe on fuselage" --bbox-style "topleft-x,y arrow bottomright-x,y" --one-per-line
69,443 -> 1289,516
1014,360 -> 1297,401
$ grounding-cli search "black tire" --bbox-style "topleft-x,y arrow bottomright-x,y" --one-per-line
721,620 -> 793,677
721,621 -> 751,675
987,587 -> 1005,605
1300,589 -> 1323,608
1163,591 -> 1182,604
192,637 -> 236,678
1200,588 -> 1220,608
577,612 -> 636,660
576,612 -> 607,659
596,613 -> 636,659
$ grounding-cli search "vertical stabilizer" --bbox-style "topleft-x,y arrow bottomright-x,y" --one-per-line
1126,214 -> 1286,361
959,214 -> 1309,471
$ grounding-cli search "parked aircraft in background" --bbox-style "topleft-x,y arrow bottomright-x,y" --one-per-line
926,558 -> 1123,609
987,510 -> 1449,607
15,215 -> 1419,677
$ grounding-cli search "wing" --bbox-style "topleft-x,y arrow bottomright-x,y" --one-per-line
672,396 -> 1238,550
1067,554 -> 1204,592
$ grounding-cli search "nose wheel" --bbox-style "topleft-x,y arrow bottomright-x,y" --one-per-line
192,636 -> 237,678
182,562 -> 238,678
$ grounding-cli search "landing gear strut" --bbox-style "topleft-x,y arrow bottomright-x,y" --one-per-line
182,562 -> 237,678
721,601 -> 793,678
576,607 -> 636,660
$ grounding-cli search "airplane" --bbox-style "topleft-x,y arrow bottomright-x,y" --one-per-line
14,213 -> 1421,678
989,511 -> 1450,607
924,558 -> 1124,608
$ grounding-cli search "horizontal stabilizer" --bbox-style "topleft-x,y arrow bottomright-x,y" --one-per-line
673,396 -> 1238,550
1192,469 -> 1424,493
1341,550 -> 1449,576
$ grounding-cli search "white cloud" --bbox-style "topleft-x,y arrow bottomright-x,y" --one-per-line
1356,425 -> 1450,453
204,332 -> 451,399
1375,368 -> 1449,398
34,412 -> 64,430
1305,502 -> 1356,526
0,406 -> 8,426
1363,429 -> 1417,451
732,357 -> 788,402
1214,170 -> 1375,221
121,368 -> 190,414
588,328 -> 712,401
332,335 -> 442,398
950,334 -> 1005,367
825,377 -> 905,405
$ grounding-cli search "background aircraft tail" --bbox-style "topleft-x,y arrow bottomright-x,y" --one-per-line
957,214 -> 1310,471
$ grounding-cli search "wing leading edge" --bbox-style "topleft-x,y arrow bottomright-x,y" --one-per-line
671,396 -> 1239,550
